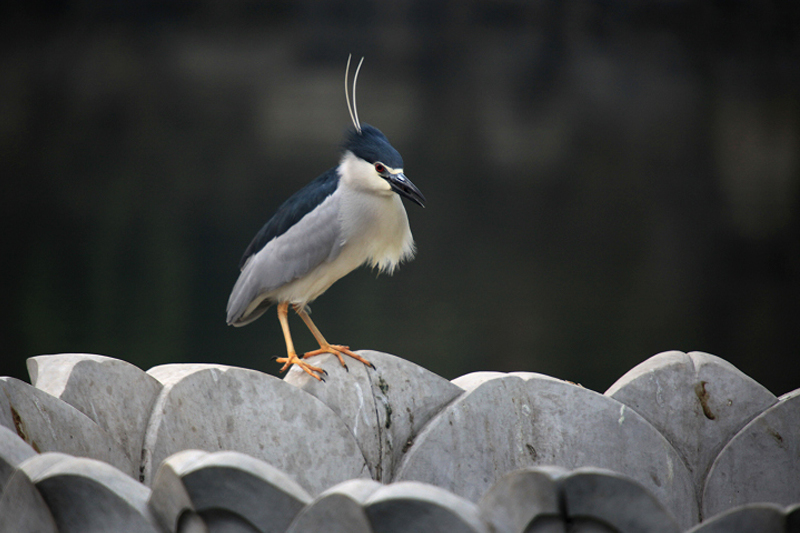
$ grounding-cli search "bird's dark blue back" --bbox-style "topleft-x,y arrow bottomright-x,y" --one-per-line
239,168 -> 340,270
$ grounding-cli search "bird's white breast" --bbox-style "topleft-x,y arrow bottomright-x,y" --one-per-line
338,184 -> 415,273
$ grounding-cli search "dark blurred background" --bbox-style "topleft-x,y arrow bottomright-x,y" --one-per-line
2,1 -> 798,395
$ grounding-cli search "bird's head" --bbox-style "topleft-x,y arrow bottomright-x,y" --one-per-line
339,55 -> 425,208
341,124 -> 425,207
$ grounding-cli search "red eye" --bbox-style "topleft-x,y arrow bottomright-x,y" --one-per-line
375,163 -> 386,173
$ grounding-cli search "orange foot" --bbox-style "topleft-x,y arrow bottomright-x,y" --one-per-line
303,344 -> 375,371
275,352 -> 326,381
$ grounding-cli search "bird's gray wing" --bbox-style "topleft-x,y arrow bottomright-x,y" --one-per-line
238,167 -> 340,270
226,193 -> 344,325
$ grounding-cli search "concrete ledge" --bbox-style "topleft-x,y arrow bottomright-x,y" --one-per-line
395,371 -> 696,528
141,363 -> 368,493
0,350 -> 797,532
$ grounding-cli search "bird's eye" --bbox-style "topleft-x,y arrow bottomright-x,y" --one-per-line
374,163 -> 386,174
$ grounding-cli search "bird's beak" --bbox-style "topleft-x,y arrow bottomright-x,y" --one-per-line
387,173 -> 426,208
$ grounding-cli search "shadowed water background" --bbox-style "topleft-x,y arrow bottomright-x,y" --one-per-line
1,1 -> 798,395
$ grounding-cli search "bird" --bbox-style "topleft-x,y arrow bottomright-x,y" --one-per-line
226,56 -> 425,381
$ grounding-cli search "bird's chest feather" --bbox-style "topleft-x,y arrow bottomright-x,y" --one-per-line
337,189 -> 414,271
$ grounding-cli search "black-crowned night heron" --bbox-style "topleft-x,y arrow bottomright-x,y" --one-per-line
226,57 -> 425,381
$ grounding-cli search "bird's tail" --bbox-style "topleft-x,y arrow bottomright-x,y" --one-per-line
226,266 -> 272,326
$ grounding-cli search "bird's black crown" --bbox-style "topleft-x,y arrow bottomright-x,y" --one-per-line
343,124 -> 403,168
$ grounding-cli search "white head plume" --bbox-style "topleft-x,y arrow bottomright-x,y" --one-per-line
345,54 -> 365,134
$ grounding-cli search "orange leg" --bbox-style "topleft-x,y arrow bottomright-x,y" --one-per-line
294,305 -> 375,370
273,302 -> 326,381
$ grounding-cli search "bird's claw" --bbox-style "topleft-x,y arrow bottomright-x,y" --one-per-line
275,354 -> 326,381
304,344 -> 374,371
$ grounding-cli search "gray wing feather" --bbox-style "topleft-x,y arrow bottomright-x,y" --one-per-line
226,194 -> 344,325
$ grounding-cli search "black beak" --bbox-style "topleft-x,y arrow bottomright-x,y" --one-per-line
386,173 -> 426,208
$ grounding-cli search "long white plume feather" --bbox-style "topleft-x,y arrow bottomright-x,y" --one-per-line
345,54 -> 364,134
352,56 -> 364,132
